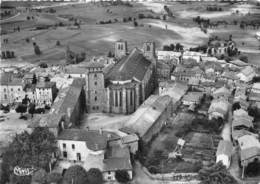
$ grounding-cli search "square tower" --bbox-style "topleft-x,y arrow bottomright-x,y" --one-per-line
115,40 -> 127,59
85,62 -> 105,112
143,41 -> 156,62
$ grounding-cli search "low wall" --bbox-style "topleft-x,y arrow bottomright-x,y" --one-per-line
142,165 -> 200,184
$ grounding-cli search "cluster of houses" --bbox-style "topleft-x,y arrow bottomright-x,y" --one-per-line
1,38 -> 260,181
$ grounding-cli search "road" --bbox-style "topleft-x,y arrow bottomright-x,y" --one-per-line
0,13 -> 21,24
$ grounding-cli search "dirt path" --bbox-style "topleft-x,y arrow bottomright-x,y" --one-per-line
0,13 -> 21,24
146,20 -> 208,47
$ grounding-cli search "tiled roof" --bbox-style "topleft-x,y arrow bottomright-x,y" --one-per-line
240,66 -> 255,76
125,95 -> 171,139
182,92 -> 203,102
85,61 -> 105,68
216,140 -> 233,157
36,82 -> 56,88
57,129 -> 118,151
0,72 -> 22,86
65,66 -> 86,74
240,147 -> 260,162
213,86 -> 230,96
229,59 -> 248,67
107,48 -> 152,82
103,158 -> 132,172
106,146 -> 130,159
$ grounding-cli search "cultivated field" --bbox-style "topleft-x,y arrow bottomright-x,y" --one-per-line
1,1 -> 259,65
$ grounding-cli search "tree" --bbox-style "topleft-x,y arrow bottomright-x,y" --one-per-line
198,162 -> 237,184
63,165 -> 88,184
33,42 -> 41,55
22,94 -> 30,105
15,104 -> 27,116
28,103 -> 36,118
1,128 -> 56,184
39,62 -> 48,68
31,169 -> 47,184
87,168 -> 103,184
107,51 -> 113,58
32,73 -> 37,84
46,172 -> 62,184
133,21 -> 138,27
115,170 -> 130,183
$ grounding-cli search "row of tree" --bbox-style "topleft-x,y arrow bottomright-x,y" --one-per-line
206,6 -> 223,12
1,50 -> 15,59
162,43 -> 184,52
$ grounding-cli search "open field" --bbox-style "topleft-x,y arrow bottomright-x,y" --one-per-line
1,1 -> 259,65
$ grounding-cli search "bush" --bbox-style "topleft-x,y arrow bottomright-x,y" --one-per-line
138,13 -> 145,19
115,170 -> 130,183
63,165 -> 88,184
39,62 -> 48,68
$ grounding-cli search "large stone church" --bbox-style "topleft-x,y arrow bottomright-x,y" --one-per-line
84,40 -> 157,114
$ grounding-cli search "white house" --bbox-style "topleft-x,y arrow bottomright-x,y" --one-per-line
212,86 -> 231,100
157,51 -> 182,61
251,83 -> 260,94
236,66 -> 256,83
208,99 -> 229,120
0,73 -> 24,104
182,92 -> 204,106
216,140 -> 233,168
35,82 -> 57,106
57,129 -> 110,162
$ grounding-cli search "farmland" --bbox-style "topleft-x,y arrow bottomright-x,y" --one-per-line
1,1 -> 259,66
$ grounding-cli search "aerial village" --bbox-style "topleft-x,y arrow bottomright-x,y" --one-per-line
1,0 -> 260,184
1,38 -> 260,184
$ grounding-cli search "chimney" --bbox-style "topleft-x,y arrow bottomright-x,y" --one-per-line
99,128 -> 103,135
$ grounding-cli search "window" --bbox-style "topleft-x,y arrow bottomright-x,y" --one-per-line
95,96 -> 97,101
11,88 -> 13,92
108,171 -> 111,174
4,94 -> 7,99
96,106 -> 99,110
72,144 -> 75,150
115,91 -> 118,107
94,74 -> 97,78
4,88 -> 6,92
130,90 -> 133,106
63,151 -> 67,158
119,91 -> 122,107
118,44 -> 120,50
62,143 -> 66,149
18,88 -> 20,91
77,153 -> 81,161
95,91 -> 97,94
94,81 -> 97,86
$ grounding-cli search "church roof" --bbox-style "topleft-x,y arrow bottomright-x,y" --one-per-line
107,48 -> 152,82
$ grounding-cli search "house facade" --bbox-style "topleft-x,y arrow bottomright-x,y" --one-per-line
35,82 -> 57,106
0,73 -> 24,104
